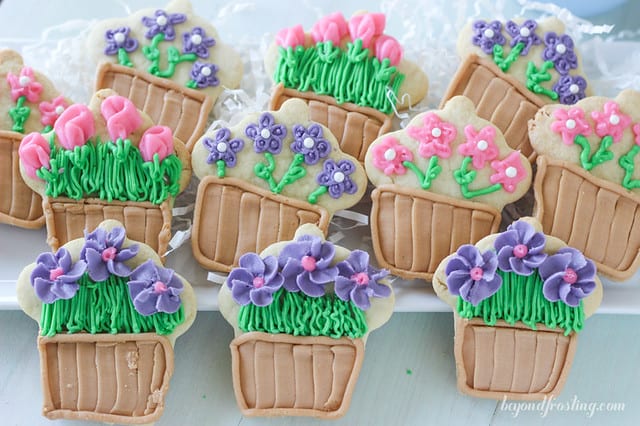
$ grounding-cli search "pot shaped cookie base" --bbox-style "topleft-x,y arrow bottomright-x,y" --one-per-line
371,184 -> 501,280
270,84 -> 393,163
0,131 -> 44,228
441,55 -> 544,162
43,197 -> 172,257
38,332 -> 174,424
534,155 -> 640,281
454,316 -> 577,400
95,63 -> 213,152
230,332 -> 364,418
192,176 -> 330,272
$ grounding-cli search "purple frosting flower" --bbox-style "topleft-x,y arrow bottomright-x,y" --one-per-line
542,32 -> 578,75
30,248 -> 87,304
317,159 -> 358,198
539,247 -> 596,307
203,128 -> 244,166
182,27 -> 216,58
553,75 -> 587,105
494,221 -> 547,276
141,9 -> 186,40
189,62 -> 219,88
445,245 -> 502,306
104,27 -> 138,55
505,20 -> 541,55
245,113 -> 287,155
291,123 -> 331,165
80,227 -> 139,282
227,253 -> 283,306
335,250 -> 390,310
471,20 -> 506,55
278,235 -> 338,297
128,260 -> 184,315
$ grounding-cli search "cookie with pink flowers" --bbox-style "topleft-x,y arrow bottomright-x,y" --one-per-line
365,96 -> 532,280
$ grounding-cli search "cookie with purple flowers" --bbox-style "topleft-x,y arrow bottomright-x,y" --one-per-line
190,98 -> 367,272
88,0 -> 242,150
219,223 -> 394,418
443,17 -> 590,161
16,219 -> 196,424
432,217 -> 602,400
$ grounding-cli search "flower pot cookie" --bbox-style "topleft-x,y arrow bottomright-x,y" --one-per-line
88,0 -> 242,151
191,98 -> 367,272
264,12 -> 428,163
433,218 -> 602,400
365,96 -> 532,280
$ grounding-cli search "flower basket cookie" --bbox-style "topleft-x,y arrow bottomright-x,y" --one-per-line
529,89 -> 640,280
219,223 -> 394,418
191,98 -> 366,272
433,218 -> 602,400
16,219 -> 197,423
443,17 -> 590,161
365,96 -> 532,280
88,0 -> 242,151
264,12 -> 428,163
19,89 -> 191,257
1,50 -> 71,228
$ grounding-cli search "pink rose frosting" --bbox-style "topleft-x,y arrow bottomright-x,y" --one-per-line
489,151 -> 526,193
591,101 -> 631,143
6,67 -> 43,103
458,125 -> 500,169
550,107 -> 591,146
371,136 -> 413,175
39,96 -> 68,128
407,112 -> 458,159
311,12 -> 348,45
100,95 -> 143,141
19,132 -> 50,179
374,34 -> 403,66
633,123 -> 640,146
139,125 -> 174,162
53,104 -> 96,150
348,13 -> 386,48
275,25 -> 306,48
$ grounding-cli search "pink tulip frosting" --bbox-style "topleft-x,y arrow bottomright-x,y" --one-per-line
633,123 -> 640,146
6,67 -> 43,103
39,96 -> 69,128
311,12 -> 348,45
374,35 -> 402,66
54,104 -> 96,149
275,25 -> 306,48
139,125 -> 174,162
348,13 -> 386,48
19,132 -> 50,179
100,95 -> 143,142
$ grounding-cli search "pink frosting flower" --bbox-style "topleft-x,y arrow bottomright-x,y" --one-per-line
275,25 -> 306,48
39,96 -> 68,128
371,136 -> 413,175
54,104 -> 95,150
550,107 -> 591,146
311,12 -> 348,45
489,151 -> 527,193
100,95 -> 142,141
6,67 -> 43,103
458,125 -> 500,169
348,13 -> 386,48
633,123 -> 640,146
374,34 -> 403,66
591,101 -> 631,143
139,125 -> 174,162
18,132 -> 50,179
407,112 -> 457,159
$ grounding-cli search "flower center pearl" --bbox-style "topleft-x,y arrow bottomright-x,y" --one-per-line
260,128 -> 271,139
513,244 -> 529,259
609,114 -> 620,125
477,140 -> 488,151
563,268 -> 578,284
565,119 -> 576,130
483,28 -> 495,39
384,148 -> 397,161
156,16 -> 167,26
431,127 -> 442,138
19,76 -> 30,87
469,267 -> 484,281
333,171 -> 345,183
555,43 -> 567,54
351,272 -> 370,286
303,137 -> 315,149
505,166 -> 518,178
252,276 -> 265,288
55,105 -> 65,115
153,281 -> 168,293
301,255 -> 317,272
49,267 -> 64,281
191,34 -> 202,45
114,32 -> 126,44
519,27 -> 530,37
200,66 -> 212,77
569,84 -> 580,94
101,246 -> 117,262
216,142 -> 228,152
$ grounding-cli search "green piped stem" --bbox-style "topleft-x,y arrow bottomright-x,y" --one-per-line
492,42 -> 524,72
453,156 -> 503,199
143,32 -> 196,78
307,185 -> 328,204
216,159 -> 226,178
117,47 -> 133,67
619,144 -> 640,189
9,95 -> 30,133
403,156 -> 442,190
274,153 -> 306,194
573,134 -> 613,171
526,60 -> 559,101
254,152 -> 279,192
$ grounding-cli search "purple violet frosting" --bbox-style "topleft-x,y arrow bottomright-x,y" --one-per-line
227,253 -> 283,306
128,260 -> 184,315
141,9 -> 186,40
445,245 -> 502,306
80,227 -> 139,282
553,75 -> 587,105
30,247 -> 87,304
278,235 -> 338,297
104,27 -> 138,55
291,123 -> 331,165
182,27 -> 216,58
539,247 -> 596,307
203,128 -> 244,166
335,250 -> 390,310
189,62 -> 219,88
316,159 -> 358,198
471,20 -> 506,55
494,220 -> 547,276
505,20 -> 541,55
245,113 -> 287,155
542,32 -> 578,75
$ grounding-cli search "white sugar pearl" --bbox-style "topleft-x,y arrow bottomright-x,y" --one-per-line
55,106 -> 65,115
333,172 -> 345,183
505,167 -> 518,178
303,137 -> 315,149
156,16 -> 167,26
483,28 -> 495,39
569,84 -> 580,94
519,27 -> 530,37
19,76 -> 30,86
191,34 -> 202,45
114,32 -> 126,44
384,149 -> 397,161
566,119 -> 576,130
260,128 -> 271,139
477,140 -> 488,151
216,142 -> 228,152
610,114 -> 620,125
431,127 -> 442,138
555,43 -> 567,54
200,66 -> 212,77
